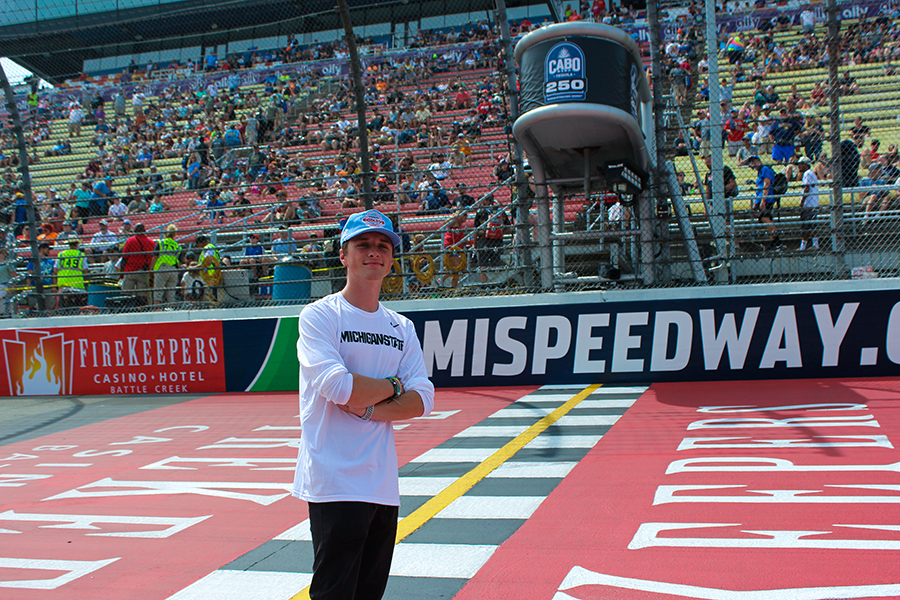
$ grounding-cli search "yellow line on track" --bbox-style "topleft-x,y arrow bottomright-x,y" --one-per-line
290,383 -> 601,600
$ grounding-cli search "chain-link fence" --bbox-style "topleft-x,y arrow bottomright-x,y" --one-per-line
0,0 -> 895,318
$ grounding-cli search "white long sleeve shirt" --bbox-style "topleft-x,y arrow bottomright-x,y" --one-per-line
292,293 -> 434,505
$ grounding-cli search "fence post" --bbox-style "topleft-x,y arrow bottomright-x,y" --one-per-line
0,65 -> 44,310
826,0 -> 845,258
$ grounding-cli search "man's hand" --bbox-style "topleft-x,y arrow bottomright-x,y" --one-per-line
338,403 -> 366,417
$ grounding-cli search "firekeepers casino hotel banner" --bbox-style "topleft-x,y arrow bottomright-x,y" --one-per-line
1,287 -> 899,396
0,322 -> 225,396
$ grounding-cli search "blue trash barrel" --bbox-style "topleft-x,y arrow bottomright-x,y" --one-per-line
273,263 -> 312,301
86,281 -> 120,308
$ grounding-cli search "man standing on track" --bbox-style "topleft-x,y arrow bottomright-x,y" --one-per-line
293,209 -> 434,600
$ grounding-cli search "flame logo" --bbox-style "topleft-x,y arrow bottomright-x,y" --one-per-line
3,330 -> 73,396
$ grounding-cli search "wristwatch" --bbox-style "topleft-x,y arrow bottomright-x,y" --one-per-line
360,405 -> 374,421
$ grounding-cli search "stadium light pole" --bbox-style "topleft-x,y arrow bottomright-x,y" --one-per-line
336,0 -> 373,210
0,63 -> 44,310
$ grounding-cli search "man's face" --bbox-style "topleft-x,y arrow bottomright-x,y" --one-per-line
340,232 -> 394,280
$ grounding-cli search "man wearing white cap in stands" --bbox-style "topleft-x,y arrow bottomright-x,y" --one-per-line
293,209 -> 434,600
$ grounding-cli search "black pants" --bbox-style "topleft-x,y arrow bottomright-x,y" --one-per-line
308,501 -> 398,600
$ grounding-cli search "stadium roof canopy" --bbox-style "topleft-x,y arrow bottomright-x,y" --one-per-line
0,0 -> 556,85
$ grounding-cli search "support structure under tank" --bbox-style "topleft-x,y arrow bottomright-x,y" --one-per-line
513,22 -> 675,289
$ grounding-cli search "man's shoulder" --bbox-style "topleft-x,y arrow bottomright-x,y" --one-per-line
300,293 -> 344,324
377,303 -> 414,330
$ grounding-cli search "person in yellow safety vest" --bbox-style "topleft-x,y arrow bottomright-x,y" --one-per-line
27,91 -> 38,116
153,224 -> 182,305
195,234 -> 221,302
56,238 -> 88,308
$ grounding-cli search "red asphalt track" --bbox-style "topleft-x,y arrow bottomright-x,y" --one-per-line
3,378 -> 900,600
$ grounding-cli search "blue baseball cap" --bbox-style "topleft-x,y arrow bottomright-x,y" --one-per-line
340,209 -> 401,249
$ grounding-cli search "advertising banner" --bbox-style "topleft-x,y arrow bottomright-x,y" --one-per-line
2,286 -> 898,397
410,288 -> 900,387
519,35 -> 643,124
0,321 -> 225,396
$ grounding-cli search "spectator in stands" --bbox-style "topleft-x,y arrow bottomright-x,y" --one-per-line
427,153 -> 452,181
419,182 -> 452,215
754,85 -> 776,108
276,191 -> 300,224
473,194 -> 510,283
72,181 -> 93,225
809,81 -> 826,107
397,172 -> 420,206
453,183 -> 476,208
749,155 -> 782,250
861,139 -> 881,170
373,177 -> 395,207
198,188 -> 227,225
770,109 -> 802,164
850,116 -> 871,147
68,104 -> 84,138
148,195 -> 170,213
132,91 -> 146,119
186,152 -> 204,190
415,103 -> 432,127
91,176 -> 114,216
26,242 -> 55,295
861,163 -> 889,213
797,157 -> 820,251
231,190 -> 253,218
693,110 -> 711,159
180,261 -> 204,301
840,139 -> 861,189
128,191 -> 148,213
495,156 -> 514,182
90,219 -> 119,259
669,62 -> 689,105
272,226 -> 297,257
724,109 -> 749,157
56,221 -> 78,244
799,116 -> 825,162
442,210 -> 471,288
752,104 -> 775,156
799,7 -> 816,34
703,154 -> 738,201
108,195 -> 127,220
450,134 -> 472,167
195,234 -> 221,302
736,134 -> 756,166
839,72 -> 859,96
240,232 -> 272,279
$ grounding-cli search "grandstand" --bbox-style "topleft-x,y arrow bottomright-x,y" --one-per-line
0,0 -> 897,316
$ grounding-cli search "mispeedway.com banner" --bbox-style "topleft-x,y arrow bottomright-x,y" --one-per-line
1,288 -> 898,396
409,289 -> 900,387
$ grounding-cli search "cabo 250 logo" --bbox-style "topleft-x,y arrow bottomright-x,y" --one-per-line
544,42 -> 587,103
